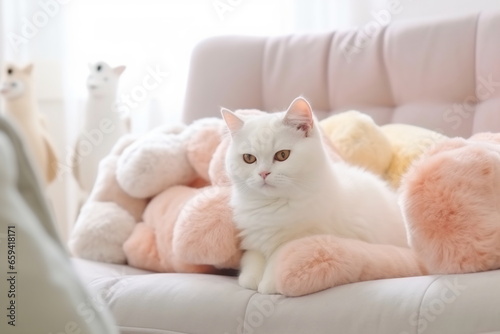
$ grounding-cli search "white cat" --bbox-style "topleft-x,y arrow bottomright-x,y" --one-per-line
221,97 -> 408,294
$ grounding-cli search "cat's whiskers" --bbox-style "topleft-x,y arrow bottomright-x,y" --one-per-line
281,175 -> 318,193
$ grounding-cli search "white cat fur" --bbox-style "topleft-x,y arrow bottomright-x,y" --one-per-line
222,97 -> 407,294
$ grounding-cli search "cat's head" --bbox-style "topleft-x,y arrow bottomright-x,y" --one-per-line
87,62 -> 125,98
222,97 -> 325,198
0,63 -> 33,100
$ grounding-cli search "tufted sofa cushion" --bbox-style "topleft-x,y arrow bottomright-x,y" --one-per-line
183,11 -> 500,138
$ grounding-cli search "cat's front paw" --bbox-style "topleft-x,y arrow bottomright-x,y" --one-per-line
257,278 -> 278,295
238,272 -> 260,290
238,250 -> 266,290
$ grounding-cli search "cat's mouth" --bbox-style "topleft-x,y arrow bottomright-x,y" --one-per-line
260,180 -> 275,188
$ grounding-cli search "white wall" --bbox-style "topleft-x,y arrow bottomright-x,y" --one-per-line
293,0 -> 500,34
393,0 -> 500,21
353,0 -> 500,28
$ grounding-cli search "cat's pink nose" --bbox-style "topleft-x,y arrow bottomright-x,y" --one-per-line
259,171 -> 271,179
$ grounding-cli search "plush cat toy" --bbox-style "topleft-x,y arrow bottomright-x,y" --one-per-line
0,63 -> 58,184
73,62 -> 127,195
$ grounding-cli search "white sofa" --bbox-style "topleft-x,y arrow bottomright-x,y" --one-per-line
74,11 -> 500,334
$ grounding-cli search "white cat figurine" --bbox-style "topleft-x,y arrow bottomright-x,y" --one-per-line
73,62 -> 127,195
221,97 -> 407,294
0,63 -> 58,184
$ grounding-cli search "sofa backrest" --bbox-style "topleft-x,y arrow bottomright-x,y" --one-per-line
182,11 -> 500,138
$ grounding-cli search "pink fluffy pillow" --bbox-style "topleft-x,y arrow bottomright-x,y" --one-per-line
400,134 -> 500,274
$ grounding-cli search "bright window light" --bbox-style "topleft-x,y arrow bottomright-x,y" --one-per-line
63,0 -> 296,129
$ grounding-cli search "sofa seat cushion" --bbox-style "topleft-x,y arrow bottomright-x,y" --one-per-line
73,258 -> 500,334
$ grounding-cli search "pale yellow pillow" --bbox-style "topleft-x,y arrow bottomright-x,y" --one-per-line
320,111 -> 447,188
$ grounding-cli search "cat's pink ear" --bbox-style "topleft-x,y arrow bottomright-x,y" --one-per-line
221,108 -> 244,134
284,97 -> 314,136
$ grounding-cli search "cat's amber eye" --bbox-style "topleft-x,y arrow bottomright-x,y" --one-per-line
243,154 -> 257,164
274,150 -> 290,162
